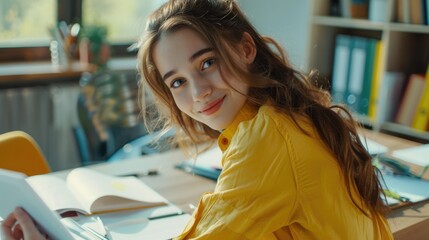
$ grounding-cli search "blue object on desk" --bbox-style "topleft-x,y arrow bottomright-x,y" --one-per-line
380,171 -> 429,203
175,147 -> 223,181
175,162 -> 221,181
108,129 -> 175,162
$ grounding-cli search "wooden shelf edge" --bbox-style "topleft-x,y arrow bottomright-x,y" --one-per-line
313,16 -> 429,34
352,114 -> 429,144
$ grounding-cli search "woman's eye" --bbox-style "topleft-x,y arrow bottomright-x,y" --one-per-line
170,79 -> 185,89
201,58 -> 216,70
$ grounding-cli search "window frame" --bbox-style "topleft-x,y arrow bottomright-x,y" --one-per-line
0,0 -> 133,63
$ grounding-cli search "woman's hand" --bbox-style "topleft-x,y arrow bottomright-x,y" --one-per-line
1,207 -> 48,240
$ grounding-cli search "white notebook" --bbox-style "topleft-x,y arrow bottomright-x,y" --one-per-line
0,168 -> 74,239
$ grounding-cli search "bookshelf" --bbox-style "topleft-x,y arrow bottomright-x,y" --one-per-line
306,0 -> 429,143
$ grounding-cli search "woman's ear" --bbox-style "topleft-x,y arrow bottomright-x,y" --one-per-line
241,32 -> 257,64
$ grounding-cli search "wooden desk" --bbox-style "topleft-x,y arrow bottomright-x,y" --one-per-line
362,130 -> 429,240
53,130 -> 426,239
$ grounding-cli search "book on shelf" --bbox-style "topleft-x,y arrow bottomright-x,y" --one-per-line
350,0 -> 369,18
26,168 -> 168,215
368,0 -> 388,22
412,65 -> 429,131
339,0 -> 370,19
395,74 -> 426,126
410,0 -> 425,24
376,72 -> 406,123
424,0 -> 429,25
397,0 -> 411,23
340,0 -> 352,17
368,41 -> 384,120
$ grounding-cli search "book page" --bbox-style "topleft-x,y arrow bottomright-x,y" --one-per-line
0,169 -> 75,239
66,168 -> 167,214
358,135 -> 388,155
26,175 -> 88,215
191,147 -> 223,170
392,144 -> 429,167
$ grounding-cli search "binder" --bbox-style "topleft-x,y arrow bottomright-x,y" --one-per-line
359,38 -> 377,115
331,34 -> 353,105
346,36 -> 368,114
412,66 -> 429,131
368,41 -> 384,120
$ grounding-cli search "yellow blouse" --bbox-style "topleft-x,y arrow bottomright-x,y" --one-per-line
175,104 -> 393,239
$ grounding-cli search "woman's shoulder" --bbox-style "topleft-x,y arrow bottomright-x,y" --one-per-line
256,105 -> 311,132
234,105 -> 302,141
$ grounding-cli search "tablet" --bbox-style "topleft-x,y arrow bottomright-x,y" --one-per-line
0,168 -> 74,240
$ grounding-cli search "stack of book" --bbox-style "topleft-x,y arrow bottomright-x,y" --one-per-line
331,33 -> 429,132
331,34 -> 382,118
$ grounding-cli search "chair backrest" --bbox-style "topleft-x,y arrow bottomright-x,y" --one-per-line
76,70 -> 150,164
0,131 -> 51,176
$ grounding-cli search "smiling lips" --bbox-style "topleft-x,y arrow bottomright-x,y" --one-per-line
200,96 -> 226,115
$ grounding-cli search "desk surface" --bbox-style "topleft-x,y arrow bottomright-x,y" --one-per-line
53,129 -> 425,239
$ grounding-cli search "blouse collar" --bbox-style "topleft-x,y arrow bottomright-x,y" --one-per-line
217,102 -> 259,151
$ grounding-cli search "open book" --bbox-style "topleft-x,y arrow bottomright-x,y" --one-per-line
26,168 -> 168,215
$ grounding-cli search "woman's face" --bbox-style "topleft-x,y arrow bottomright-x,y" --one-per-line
152,28 -> 251,131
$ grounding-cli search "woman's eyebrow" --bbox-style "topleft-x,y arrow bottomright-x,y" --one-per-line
162,47 -> 214,82
189,47 -> 213,62
162,70 -> 176,82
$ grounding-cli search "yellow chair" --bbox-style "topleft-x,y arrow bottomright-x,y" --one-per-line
0,131 -> 51,176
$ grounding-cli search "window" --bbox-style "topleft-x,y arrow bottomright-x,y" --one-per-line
0,0 -> 166,62
0,0 -> 56,46
83,0 -> 166,44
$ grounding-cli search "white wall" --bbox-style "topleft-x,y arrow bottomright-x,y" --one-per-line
238,0 -> 311,72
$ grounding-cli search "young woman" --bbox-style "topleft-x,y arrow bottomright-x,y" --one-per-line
2,0 -> 393,239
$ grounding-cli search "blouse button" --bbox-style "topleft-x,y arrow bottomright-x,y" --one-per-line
221,138 -> 228,145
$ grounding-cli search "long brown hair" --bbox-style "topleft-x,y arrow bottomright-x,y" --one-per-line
137,0 -> 388,215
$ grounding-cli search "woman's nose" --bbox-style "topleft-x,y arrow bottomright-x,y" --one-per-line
191,77 -> 213,101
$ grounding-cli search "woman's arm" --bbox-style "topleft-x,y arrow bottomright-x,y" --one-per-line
176,113 -> 298,239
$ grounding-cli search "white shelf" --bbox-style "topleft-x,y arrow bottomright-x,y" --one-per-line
308,1 -> 429,138
313,16 -> 385,31
313,16 -> 429,34
388,23 -> 429,34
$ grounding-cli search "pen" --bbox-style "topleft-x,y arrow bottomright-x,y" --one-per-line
148,210 -> 185,220
66,218 -> 109,240
94,216 -> 108,238
384,189 -> 410,202
106,211 -> 185,229
117,169 -> 159,178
